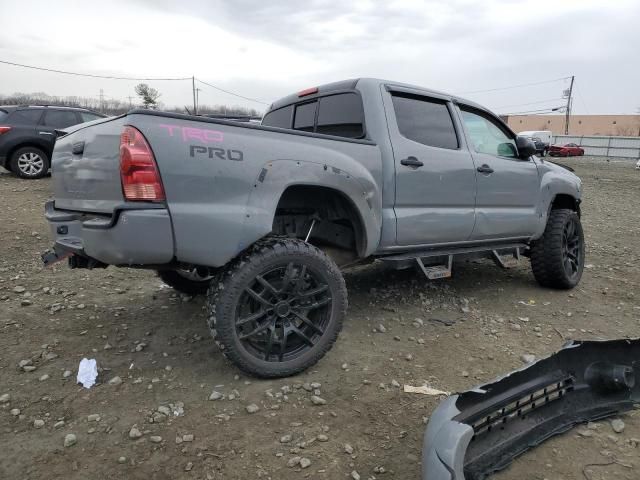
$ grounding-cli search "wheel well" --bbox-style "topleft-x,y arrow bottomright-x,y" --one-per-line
551,194 -> 580,217
272,185 -> 366,263
6,143 -> 50,166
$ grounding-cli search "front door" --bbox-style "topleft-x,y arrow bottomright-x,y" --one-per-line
457,106 -> 540,240
384,88 -> 477,246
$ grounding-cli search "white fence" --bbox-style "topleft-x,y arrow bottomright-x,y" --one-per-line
551,135 -> 640,159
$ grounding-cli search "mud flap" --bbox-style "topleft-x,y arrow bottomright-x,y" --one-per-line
422,339 -> 640,480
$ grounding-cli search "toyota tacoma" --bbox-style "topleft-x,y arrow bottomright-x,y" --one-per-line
42,78 -> 585,378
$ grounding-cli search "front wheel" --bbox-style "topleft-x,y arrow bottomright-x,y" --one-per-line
206,237 -> 347,378
530,209 -> 585,289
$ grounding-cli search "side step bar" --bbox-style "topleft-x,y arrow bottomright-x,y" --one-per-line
380,242 -> 528,280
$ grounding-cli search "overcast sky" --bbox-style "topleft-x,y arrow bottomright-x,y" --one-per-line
1,0 -> 638,115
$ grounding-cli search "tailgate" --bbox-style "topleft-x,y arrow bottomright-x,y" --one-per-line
52,116 -> 127,213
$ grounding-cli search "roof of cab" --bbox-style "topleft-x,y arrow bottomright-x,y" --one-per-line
266,78 -> 488,114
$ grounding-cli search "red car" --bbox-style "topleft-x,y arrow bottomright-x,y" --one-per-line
549,143 -> 584,157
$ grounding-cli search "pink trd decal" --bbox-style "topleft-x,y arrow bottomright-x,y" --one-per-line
158,124 -> 224,143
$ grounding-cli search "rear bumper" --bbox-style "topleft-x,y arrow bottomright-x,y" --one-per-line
43,200 -> 174,266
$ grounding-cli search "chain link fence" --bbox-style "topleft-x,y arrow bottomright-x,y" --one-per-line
551,135 -> 640,159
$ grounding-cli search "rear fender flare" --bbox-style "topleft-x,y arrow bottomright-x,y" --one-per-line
242,159 -> 382,257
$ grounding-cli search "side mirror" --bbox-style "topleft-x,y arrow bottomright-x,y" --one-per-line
516,135 -> 536,159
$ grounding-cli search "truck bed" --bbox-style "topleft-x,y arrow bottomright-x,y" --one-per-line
50,110 -> 383,267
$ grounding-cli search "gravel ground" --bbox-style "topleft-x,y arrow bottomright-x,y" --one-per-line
1,157 -> 639,480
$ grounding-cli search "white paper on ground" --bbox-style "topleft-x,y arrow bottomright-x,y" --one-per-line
77,358 -> 98,389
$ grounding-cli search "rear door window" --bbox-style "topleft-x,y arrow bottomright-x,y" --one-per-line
316,93 -> 364,138
43,110 -> 80,129
293,101 -> 317,132
391,93 -> 459,149
261,105 -> 293,128
10,109 -> 44,125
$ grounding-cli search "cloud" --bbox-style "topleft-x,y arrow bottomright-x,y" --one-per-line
0,0 -> 638,113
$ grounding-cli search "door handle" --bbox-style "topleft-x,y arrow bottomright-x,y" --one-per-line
400,156 -> 424,167
477,164 -> 494,174
38,131 -> 54,135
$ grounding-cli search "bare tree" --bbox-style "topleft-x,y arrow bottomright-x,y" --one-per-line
134,84 -> 161,109
615,125 -> 636,136
0,90 -> 263,118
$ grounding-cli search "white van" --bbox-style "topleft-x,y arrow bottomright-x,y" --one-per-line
518,130 -> 553,146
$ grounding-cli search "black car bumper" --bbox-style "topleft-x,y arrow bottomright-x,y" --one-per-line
422,339 -> 640,480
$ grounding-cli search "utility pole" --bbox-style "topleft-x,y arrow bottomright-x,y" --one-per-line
195,88 -> 201,112
564,75 -> 574,135
192,76 -> 197,115
99,89 -> 104,114
127,96 -> 134,109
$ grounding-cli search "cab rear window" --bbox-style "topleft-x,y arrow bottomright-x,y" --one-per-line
262,92 -> 365,139
261,105 -> 293,129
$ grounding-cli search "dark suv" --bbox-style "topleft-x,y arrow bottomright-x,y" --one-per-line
0,106 -> 106,179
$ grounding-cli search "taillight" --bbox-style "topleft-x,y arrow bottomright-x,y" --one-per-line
119,126 -> 165,202
0,126 -> 11,135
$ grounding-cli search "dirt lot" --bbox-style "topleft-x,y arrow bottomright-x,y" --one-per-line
1,157 -> 639,480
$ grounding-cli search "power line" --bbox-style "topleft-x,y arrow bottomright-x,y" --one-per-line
493,97 -> 565,109
1,59 -> 270,106
0,59 -> 191,81
196,78 -> 269,105
458,77 -> 571,95
574,82 -> 590,115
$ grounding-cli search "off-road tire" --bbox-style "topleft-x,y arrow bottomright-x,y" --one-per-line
530,209 -> 585,289
10,146 -> 50,179
206,236 -> 347,378
157,269 -> 214,295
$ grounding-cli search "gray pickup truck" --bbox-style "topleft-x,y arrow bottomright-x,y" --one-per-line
43,78 -> 584,378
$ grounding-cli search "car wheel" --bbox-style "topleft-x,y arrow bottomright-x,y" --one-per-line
540,150 -> 546,157
530,209 -> 585,289
10,146 -> 50,179
157,268 -> 217,295
206,236 -> 347,378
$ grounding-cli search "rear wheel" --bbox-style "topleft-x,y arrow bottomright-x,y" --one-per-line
10,146 -> 49,179
530,209 -> 584,289
206,236 -> 347,378
157,268 -> 216,295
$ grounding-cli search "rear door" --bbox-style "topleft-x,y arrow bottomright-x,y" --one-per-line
383,87 -> 477,245
5,108 -> 44,147
457,106 -> 540,240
